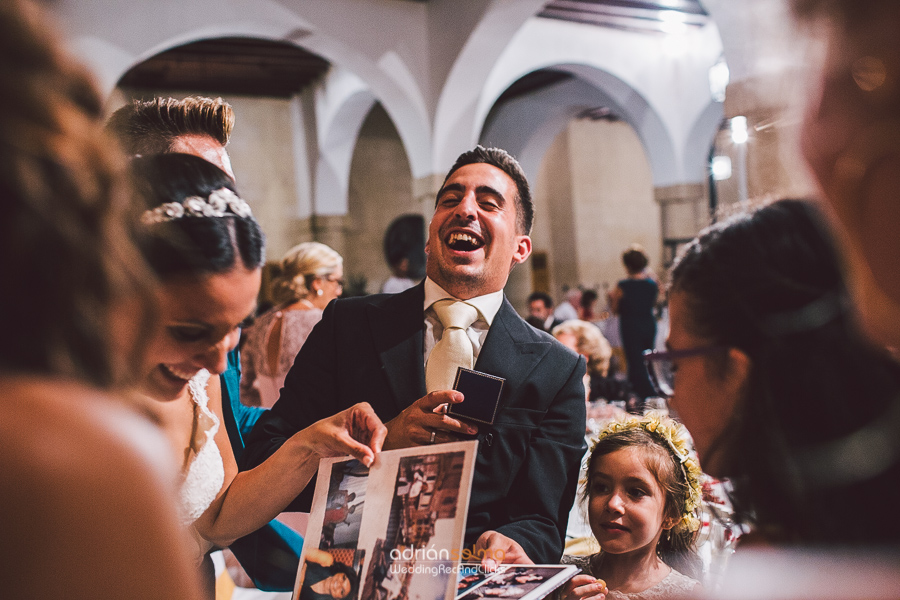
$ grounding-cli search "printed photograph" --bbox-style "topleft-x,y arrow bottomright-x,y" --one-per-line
321,458 -> 369,550
297,548 -> 366,600
297,441 -> 478,600
455,565 -> 580,600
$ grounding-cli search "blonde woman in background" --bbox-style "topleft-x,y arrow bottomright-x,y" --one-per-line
552,320 -> 613,383
241,242 -> 344,408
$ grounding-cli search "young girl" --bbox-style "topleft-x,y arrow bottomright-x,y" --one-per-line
561,413 -> 703,600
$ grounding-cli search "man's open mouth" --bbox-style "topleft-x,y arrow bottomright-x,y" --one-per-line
446,231 -> 484,251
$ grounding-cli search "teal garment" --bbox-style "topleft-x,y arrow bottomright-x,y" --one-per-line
220,349 -> 265,462
218,348 -> 304,592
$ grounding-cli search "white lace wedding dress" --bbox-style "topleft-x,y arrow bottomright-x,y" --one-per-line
178,369 -> 225,560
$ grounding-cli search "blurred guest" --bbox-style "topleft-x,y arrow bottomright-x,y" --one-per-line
578,289 -> 600,323
0,0 -> 204,597
608,244 -> 658,398
647,199 -> 900,545
552,320 -> 628,423
795,0 -> 900,351
552,320 -> 612,385
381,214 -> 426,293
242,242 -> 344,408
554,287 -> 581,322
526,291 -> 561,332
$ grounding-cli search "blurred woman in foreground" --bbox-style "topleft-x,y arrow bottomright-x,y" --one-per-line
0,0 -> 203,597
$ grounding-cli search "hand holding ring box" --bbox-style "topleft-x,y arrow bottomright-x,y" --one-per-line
448,367 -> 505,426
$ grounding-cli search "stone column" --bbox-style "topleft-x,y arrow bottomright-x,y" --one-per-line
654,183 -> 708,267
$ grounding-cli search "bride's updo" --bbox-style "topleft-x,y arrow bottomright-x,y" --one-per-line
131,152 -> 264,279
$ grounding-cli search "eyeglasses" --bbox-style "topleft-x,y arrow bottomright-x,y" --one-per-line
642,345 -> 724,398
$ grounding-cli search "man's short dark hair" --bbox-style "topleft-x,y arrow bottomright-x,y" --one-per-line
106,96 -> 234,157
528,291 -> 553,308
441,145 -> 533,235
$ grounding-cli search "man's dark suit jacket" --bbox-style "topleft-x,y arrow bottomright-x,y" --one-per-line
242,283 -> 586,564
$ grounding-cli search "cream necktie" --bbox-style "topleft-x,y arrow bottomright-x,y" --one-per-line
426,300 -> 479,392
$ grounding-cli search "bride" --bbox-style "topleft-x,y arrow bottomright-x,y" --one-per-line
131,152 -> 386,593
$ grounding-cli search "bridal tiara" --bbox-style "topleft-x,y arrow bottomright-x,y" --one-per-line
141,187 -> 253,225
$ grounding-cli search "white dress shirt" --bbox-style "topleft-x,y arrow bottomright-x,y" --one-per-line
423,277 -> 503,366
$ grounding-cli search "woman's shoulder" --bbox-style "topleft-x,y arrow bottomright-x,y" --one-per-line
0,376 -> 177,483
0,377 -> 197,598
283,307 -> 324,324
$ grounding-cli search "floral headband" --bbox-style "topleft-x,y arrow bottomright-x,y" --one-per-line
141,187 -> 253,225
589,411 -> 703,534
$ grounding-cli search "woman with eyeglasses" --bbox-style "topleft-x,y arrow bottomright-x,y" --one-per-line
644,198 -> 900,545
241,242 -> 344,409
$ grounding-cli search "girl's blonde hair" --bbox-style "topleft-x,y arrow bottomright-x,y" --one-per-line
270,242 -> 342,305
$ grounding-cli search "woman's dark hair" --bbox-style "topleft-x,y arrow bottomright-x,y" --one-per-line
131,153 -> 264,279
330,562 -> 359,600
585,429 -> 701,578
0,0 -> 153,388
669,198 -> 900,544
623,244 -> 649,275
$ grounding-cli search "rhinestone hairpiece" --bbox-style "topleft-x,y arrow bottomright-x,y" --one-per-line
140,187 -> 253,225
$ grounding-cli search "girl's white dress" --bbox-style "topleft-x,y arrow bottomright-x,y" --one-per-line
561,554 -> 701,600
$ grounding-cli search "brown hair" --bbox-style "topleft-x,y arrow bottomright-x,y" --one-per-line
0,0 -> 153,387
106,96 -> 234,157
622,244 -> 649,275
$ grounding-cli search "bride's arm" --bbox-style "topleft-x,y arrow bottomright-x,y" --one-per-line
192,376 -> 385,547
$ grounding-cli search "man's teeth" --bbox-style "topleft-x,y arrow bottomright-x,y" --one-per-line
162,364 -> 198,381
448,232 -> 480,247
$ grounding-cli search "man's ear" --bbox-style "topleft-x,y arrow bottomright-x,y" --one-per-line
512,235 -> 532,265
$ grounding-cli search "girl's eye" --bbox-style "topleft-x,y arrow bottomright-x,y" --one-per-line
168,327 -> 209,343
590,482 -> 610,495
630,488 -> 648,499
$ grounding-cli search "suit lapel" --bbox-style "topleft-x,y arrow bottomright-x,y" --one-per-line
366,284 -> 426,414
475,297 -> 551,404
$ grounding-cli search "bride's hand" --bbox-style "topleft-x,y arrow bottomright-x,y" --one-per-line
303,402 -> 387,467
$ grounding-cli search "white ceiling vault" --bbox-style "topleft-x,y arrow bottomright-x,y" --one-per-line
50,0 -> 803,215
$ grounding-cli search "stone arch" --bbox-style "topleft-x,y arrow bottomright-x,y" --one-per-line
314,69 -> 378,216
684,98 -> 726,183
431,0 -> 553,172
461,16 -> 723,187
59,0 -> 432,178
480,68 -> 676,187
